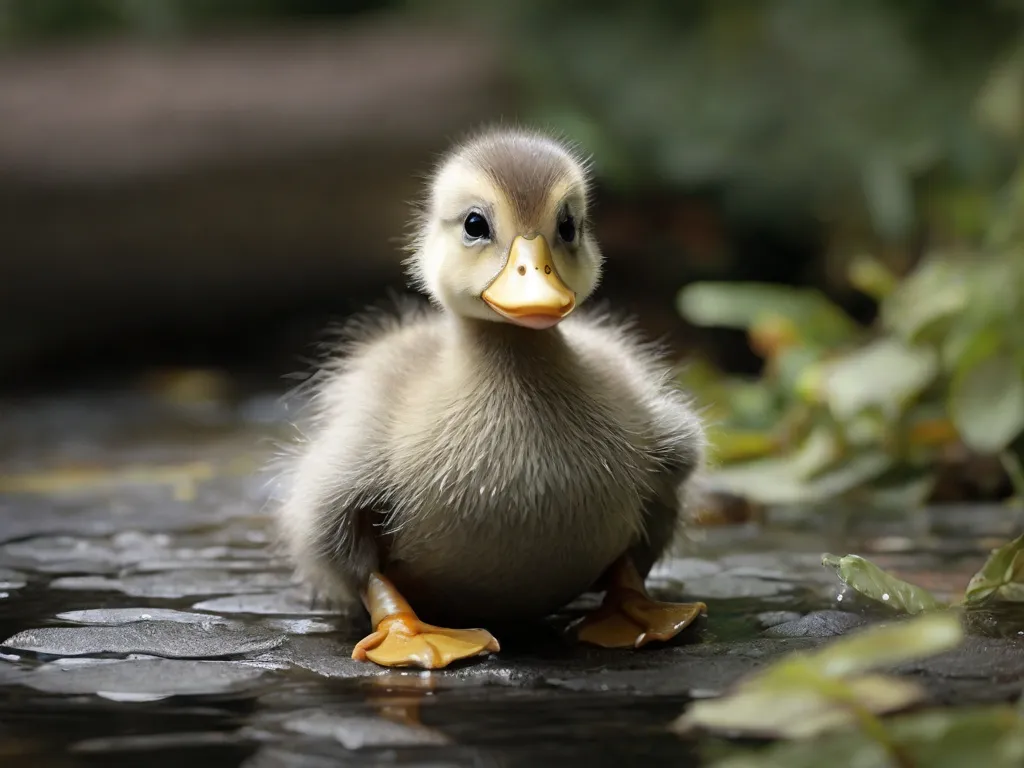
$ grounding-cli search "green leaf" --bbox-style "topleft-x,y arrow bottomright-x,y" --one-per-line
706,427 -> 777,463
880,255 -> 969,342
707,457 -> 819,505
821,553 -> 944,614
788,612 -> 962,679
677,282 -> 859,344
708,448 -> 892,506
806,452 -> 894,497
847,254 -> 898,300
705,426 -> 841,504
789,426 -> 843,477
963,533 -> 1024,604
949,353 -> 1024,454
819,338 -> 938,422
943,324 -> 1001,375
1000,451 -> 1024,503
842,411 -> 889,448
888,707 -> 1024,768
675,614 -> 963,741
707,706 -> 1024,768
676,674 -> 922,739
706,733 -> 888,768
774,346 -> 827,395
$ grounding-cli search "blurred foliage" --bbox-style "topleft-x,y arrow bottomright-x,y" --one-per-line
666,20 -> 1024,507
675,613 -> 963,740
0,0 -> 395,44
416,0 -> 1024,224
677,149 -> 1024,507
757,486 -> 1022,765
708,706 -> 1024,768
677,613 -> 1024,767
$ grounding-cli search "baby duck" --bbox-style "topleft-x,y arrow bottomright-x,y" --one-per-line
279,128 -> 707,669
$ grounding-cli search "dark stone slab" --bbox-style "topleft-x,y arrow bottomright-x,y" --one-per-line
2,621 -> 285,659
22,658 -> 270,698
757,610 -> 803,628
544,639 -> 825,696
50,569 -> 294,599
763,610 -> 867,638
56,608 -> 234,626
893,636 -> 1024,705
193,589 -> 344,616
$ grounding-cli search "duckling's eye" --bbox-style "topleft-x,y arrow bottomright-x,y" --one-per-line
463,211 -> 491,242
557,213 -> 577,244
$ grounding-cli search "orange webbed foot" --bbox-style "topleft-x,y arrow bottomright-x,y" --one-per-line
352,613 -> 500,669
576,591 -> 706,648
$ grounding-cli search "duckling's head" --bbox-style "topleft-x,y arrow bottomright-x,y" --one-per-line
407,129 -> 602,330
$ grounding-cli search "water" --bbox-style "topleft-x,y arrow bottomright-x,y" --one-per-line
0,386 -> 1021,767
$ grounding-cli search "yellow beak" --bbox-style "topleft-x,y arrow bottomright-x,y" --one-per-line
481,235 -> 576,329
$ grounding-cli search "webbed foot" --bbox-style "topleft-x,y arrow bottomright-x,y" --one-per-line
575,555 -> 706,649
353,613 -> 500,669
353,571 -> 499,669
576,591 -> 706,648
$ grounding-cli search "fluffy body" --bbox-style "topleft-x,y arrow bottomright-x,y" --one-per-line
279,305 -> 704,626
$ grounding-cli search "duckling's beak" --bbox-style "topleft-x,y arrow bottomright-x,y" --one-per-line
481,235 -> 576,329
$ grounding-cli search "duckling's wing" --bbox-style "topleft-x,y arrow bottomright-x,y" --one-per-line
276,304 -> 440,605
632,388 -> 706,578
276,371 -> 396,606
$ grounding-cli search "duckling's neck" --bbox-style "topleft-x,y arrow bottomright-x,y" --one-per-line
442,313 -> 589,424
449,315 -> 573,372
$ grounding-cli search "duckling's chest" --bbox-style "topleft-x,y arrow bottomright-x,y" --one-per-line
383,382 -> 655,621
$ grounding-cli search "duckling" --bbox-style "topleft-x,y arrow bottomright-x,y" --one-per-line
278,128 -> 707,670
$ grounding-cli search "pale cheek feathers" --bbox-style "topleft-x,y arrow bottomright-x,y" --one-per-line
418,229 -> 499,319
560,236 -> 602,301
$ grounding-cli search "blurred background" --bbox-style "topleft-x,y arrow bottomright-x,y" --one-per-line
2,0 -> 1023,511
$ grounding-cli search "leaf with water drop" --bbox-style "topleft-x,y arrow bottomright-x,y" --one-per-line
821,553 -> 944,614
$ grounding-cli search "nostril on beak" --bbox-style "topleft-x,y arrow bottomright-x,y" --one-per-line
517,265 -> 526,276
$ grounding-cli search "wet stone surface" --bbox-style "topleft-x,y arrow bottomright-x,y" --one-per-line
0,390 -> 1022,767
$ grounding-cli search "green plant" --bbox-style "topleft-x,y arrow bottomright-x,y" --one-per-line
677,160 -> 1024,508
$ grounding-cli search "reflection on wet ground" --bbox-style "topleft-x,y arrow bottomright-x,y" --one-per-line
0,388 -> 1022,767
